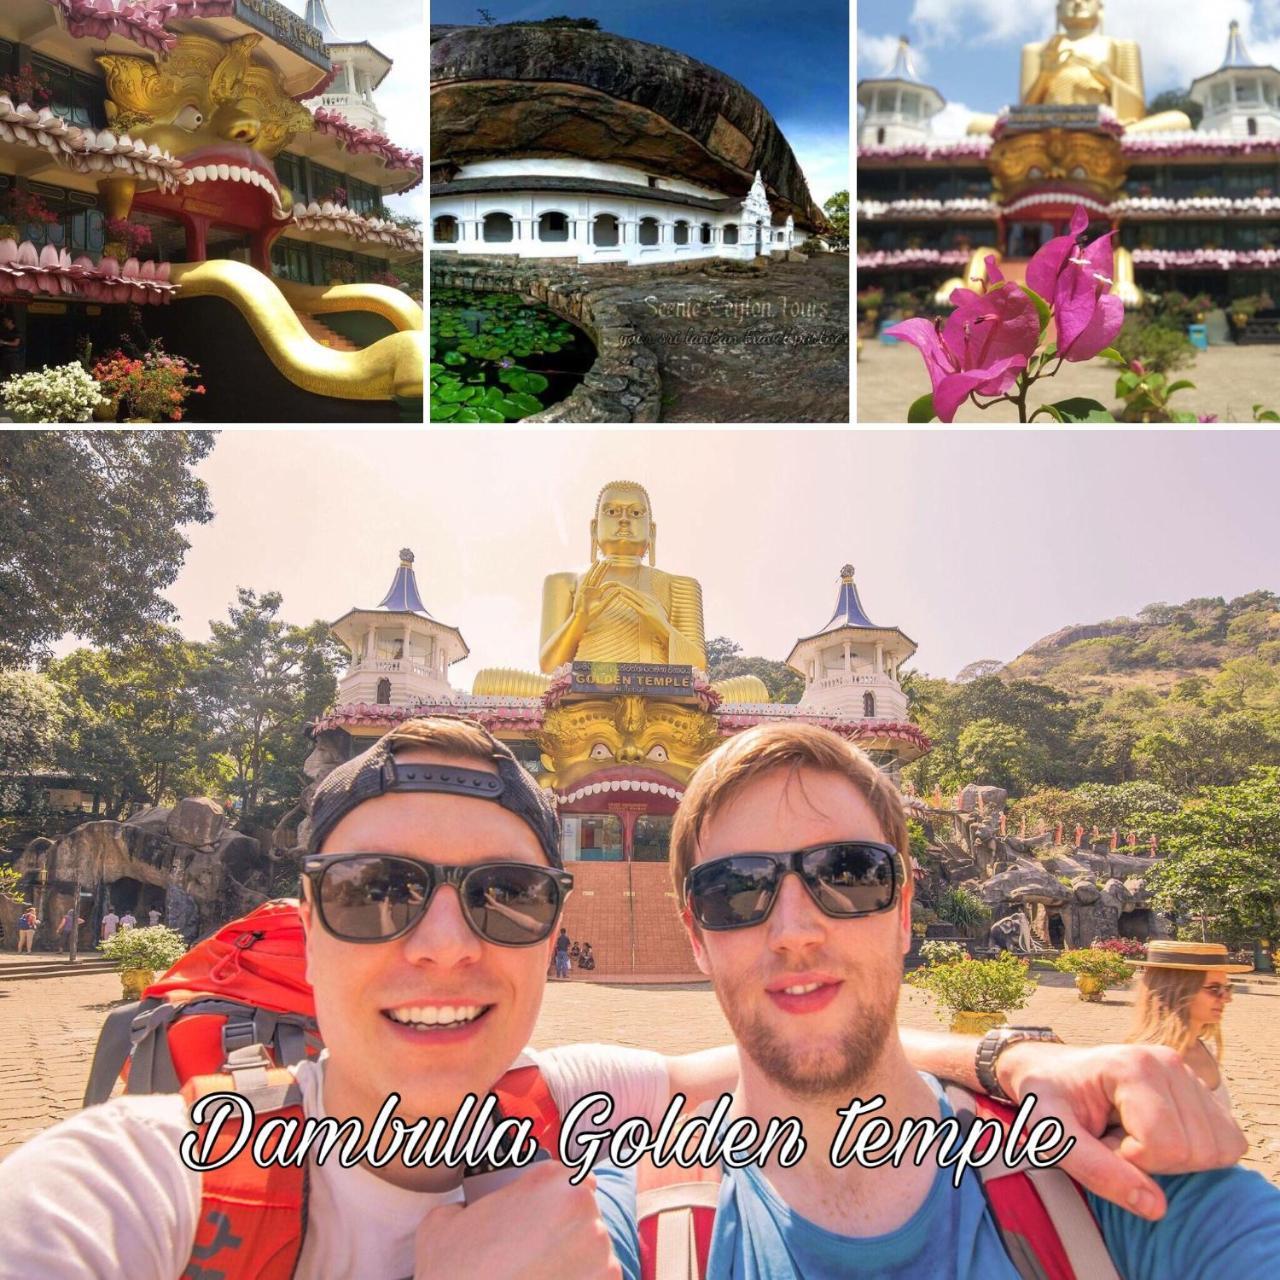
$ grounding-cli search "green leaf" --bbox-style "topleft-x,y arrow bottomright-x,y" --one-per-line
1017,284 -> 1052,338
1116,371 -> 1140,393
520,372 -> 550,394
508,392 -> 544,417
1029,403 -> 1064,422
429,363 -> 444,376
1165,380 -> 1196,396
1045,397 -> 1115,423
1254,404 -> 1280,421
1098,346 -> 1126,365
1169,411 -> 1199,423
473,406 -> 505,423
907,392 -> 936,423
452,408 -> 480,423
430,401 -> 460,421
442,351 -> 466,366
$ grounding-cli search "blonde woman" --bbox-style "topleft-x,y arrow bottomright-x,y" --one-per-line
1128,940 -> 1251,1109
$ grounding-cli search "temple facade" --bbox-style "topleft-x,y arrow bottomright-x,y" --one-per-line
430,23 -> 824,266
858,16 -> 1280,308
0,0 -> 422,417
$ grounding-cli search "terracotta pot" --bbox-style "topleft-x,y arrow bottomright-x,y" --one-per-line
103,239 -> 127,260
121,967 -> 155,1000
1075,974 -> 1106,1002
92,397 -> 118,423
949,1010 -> 1007,1036
0,223 -> 18,243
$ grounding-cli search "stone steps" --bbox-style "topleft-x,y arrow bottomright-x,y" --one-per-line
294,313 -> 359,351
0,956 -> 117,982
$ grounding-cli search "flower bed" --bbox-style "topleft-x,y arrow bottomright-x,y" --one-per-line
91,345 -> 205,422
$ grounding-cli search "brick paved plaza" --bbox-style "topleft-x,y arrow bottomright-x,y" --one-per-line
856,338 -> 1280,423
2,959 -> 1277,1186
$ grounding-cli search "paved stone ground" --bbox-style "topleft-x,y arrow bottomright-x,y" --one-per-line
590,254 -> 850,423
3,963 -> 1277,1185
857,337 -> 1280,423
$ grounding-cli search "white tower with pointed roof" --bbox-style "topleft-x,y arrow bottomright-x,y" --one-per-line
330,549 -> 468,707
1190,21 -> 1280,138
303,0 -> 392,133
785,565 -> 916,721
857,36 -> 945,147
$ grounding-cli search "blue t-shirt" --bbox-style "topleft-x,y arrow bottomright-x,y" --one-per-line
630,1073 -> 1280,1279
595,1159 -> 641,1280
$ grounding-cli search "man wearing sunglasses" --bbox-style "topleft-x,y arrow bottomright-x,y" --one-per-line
650,720 -> 1280,1278
0,716 -> 1261,1279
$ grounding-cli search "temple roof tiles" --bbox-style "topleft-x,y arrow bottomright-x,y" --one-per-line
373,550 -> 433,617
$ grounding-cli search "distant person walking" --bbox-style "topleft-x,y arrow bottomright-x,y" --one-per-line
553,926 -> 572,979
58,909 -> 83,953
119,912 -> 137,931
147,908 -> 162,927
100,910 -> 120,943
0,313 -> 23,382
1128,940 -> 1251,1112
16,907 -> 38,953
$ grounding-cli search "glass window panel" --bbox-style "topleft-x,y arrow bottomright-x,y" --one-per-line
632,815 -> 673,863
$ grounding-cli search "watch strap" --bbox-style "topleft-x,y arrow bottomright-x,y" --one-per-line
975,1026 -> 1061,1103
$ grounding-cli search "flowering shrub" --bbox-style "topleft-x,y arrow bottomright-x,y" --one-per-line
918,939 -> 967,967
907,952 -> 1037,1018
886,203 -> 1136,423
100,925 -> 187,974
327,258 -> 357,283
371,269 -> 402,288
1,362 -> 107,422
1055,947 -> 1134,989
104,217 -> 153,257
5,189 -> 60,227
328,185 -> 348,206
91,345 -> 205,422
1092,937 -> 1147,960
0,65 -> 52,107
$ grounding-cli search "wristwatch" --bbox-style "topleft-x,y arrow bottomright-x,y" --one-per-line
975,1026 -> 1062,1103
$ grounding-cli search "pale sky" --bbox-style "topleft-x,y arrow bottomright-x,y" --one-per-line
136,431 -> 1280,686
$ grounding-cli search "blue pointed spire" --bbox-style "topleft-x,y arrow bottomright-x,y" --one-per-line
885,36 -> 923,84
377,549 -> 433,617
1222,20 -> 1256,68
305,0 -> 338,40
819,564 -> 878,633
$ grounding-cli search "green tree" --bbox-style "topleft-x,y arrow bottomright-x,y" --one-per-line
0,668 -> 66,818
823,190 -> 849,239
706,636 -> 803,703
46,629 -> 208,817
195,591 -> 344,824
0,431 -> 215,665
956,719 -> 1042,794
1145,846 -> 1280,948
1148,88 -> 1203,129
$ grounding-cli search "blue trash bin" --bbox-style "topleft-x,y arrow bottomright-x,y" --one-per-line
1188,323 -> 1208,351
879,321 -> 900,345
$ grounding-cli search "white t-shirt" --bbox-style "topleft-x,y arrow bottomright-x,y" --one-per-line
101,913 -> 120,939
148,910 -> 162,927
119,914 -> 137,930
0,1045 -> 665,1279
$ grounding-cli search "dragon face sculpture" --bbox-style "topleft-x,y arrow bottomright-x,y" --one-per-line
97,33 -> 313,222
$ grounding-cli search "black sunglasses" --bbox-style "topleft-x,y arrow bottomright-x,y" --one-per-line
302,854 -> 574,947
684,841 -> 900,931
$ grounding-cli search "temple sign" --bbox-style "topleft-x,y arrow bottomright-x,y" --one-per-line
967,0 -> 1190,134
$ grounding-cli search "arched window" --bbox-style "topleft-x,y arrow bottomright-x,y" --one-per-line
723,223 -> 738,245
538,211 -> 568,241
433,215 -> 458,243
673,220 -> 689,245
638,217 -> 660,245
876,126 -> 886,145
482,212 -> 514,242
376,677 -> 392,705
700,222 -> 712,245
776,231 -> 784,242
863,691 -> 876,718
593,213 -> 619,246
1248,116 -> 1259,136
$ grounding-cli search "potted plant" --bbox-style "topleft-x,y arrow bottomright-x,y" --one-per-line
0,362 -> 107,422
1055,947 -> 1135,1002
2,188 -> 60,243
0,64 -> 52,108
906,952 -> 1037,1034
91,344 -> 206,423
103,216 -> 153,262
328,258 -> 357,285
99,924 -> 187,999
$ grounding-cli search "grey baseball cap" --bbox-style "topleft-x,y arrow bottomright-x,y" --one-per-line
307,717 -> 561,867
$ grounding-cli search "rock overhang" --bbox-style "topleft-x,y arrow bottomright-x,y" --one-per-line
430,24 -> 828,231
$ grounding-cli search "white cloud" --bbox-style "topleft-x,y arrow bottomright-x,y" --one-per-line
781,127 -> 852,206
930,100 -> 981,139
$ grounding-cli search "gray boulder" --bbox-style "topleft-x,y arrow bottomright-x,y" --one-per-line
166,797 -> 229,849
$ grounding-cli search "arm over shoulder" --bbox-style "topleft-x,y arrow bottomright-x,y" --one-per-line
0,1095 -> 201,1279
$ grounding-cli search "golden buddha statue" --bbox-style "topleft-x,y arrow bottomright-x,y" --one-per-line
967,0 -> 1190,135
473,481 -> 767,702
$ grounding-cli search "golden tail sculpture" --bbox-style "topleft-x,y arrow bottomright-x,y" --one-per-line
168,260 -> 424,401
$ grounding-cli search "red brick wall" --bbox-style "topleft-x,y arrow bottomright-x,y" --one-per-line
558,861 -> 700,977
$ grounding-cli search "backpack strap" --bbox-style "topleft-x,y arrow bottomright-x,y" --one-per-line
82,999 -> 144,1106
491,1063 -> 563,1157
944,1084 -> 1121,1280
180,1045 -> 309,1280
635,1108 -> 723,1280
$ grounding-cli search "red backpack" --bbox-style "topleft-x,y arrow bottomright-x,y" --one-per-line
84,899 -> 562,1279
636,1086 -> 1121,1280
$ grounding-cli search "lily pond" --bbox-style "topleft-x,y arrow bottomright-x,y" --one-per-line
429,288 -> 595,422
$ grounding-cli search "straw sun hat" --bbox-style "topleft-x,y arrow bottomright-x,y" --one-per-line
1132,940 -> 1253,973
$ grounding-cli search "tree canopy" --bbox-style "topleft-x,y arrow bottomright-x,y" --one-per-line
706,636 -> 804,703
0,431 -> 215,665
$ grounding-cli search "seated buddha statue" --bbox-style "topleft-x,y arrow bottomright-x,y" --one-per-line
966,0 -> 1190,135
473,481 -> 767,702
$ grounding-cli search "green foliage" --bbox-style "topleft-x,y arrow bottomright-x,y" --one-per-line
823,190 -> 849,239
906,952 -> 1037,1016
522,16 -> 601,29
1112,316 -> 1196,376
1055,948 -> 1135,989
0,864 -> 24,899
907,817 -> 929,863
1010,781 -> 1179,835
705,636 -> 803,703
957,719 -> 1038,793
1113,366 -> 1198,424
935,886 -> 990,934
0,431 -> 214,665
918,939 -> 966,967
99,924 -> 187,973
194,590 -> 345,825
1147,89 -> 1203,129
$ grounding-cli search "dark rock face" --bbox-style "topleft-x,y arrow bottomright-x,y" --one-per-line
430,25 -> 826,229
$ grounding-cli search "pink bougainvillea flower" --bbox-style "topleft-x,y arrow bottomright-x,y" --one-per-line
1026,204 -> 1124,362
886,257 -> 1040,421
